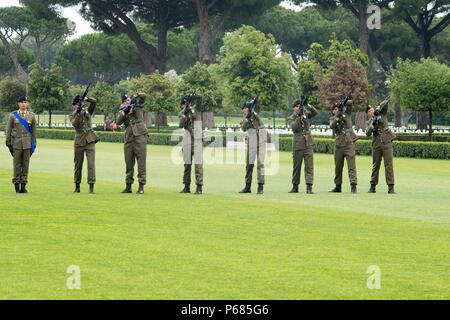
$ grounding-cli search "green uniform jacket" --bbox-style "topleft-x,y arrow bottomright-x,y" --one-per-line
365,101 -> 396,147
116,93 -> 148,143
288,105 -> 318,150
70,97 -> 100,147
329,104 -> 358,147
179,96 -> 202,135
6,110 -> 37,150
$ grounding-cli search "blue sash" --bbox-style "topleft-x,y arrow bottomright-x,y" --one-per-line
13,111 -> 36,155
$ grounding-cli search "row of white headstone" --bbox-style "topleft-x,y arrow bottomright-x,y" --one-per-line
38,122 -> 450,136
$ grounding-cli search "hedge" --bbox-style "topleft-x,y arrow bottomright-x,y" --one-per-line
36,129 -> 450,159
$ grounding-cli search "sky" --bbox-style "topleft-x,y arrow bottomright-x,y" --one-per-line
0,0 -> 303,40
0,0 -> 95,40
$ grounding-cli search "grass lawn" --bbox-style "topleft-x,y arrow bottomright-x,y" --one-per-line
0,138 -> 448,299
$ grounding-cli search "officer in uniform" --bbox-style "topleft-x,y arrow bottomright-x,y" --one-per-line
116,93 -> 148,194
70,94 -> 99,194
5,96 -> 37,193
179,94 -> 204,194
365,100 -> 396,194
239,96 -> 266,194
329,100 -> 358,193
287,99 -> 318,194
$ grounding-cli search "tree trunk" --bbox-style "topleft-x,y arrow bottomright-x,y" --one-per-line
224,114 -> 228,127
393,89 -> 402,127
394,105 -> 402,128
156,0 -> 169,73
355,111 -> 367,131
418,32 -> 431,58
157,111 -> 160,132
143,111 -> 152,127
401,110 -> 412,127
273,110 -> 276,129
428,109 -> 433,141
202,111 -> 215,129
155,112 -> 167,128
357,0 -> 370,56
0,36 -> 28,83
195,0 -> 213,64
416,111 -> 428,130
48,109 -> 52,128
285,108 -> 288,127
35,38 -> 42,66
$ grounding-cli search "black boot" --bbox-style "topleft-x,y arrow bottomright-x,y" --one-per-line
351,184 -> 357,194
20,183 -> 28,193
136,183 -> 144,194
306,184 -> 314,194
329,184 -> 341,193
288,184 -> 299,193
239,183 -> 251,193
180,184 -> 190,193
257,183 -> 264,195
14,184 -> 20,193
121,183 -> 132,193
74,183 -> 80,193
194,184 -> 202,195
388,184 -> 395,194
89,183 -> 95,194
368,184 -> 376,193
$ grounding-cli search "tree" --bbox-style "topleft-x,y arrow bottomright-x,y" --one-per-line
166,26 -> 198,73
254,5 -> 358,63
218,26 -> 294,128
191,0 -> 281,64
0,6 -> 33,82
52,0 -> 196,74
20,0 -> 73,66
298,39 -> 370,129
27,63 -> 69,127
315,55 -> 371,109
0,76 -> 26,113
55,32 -> 143,84
91,81 -> 121,121
128,73 -> 177,131
387,58 -> 450,140
0,42 -> 34,75
178,62 -> 222,128
292,1 -> 394,57
393,0 -> 450,59
392,1 -> 450,129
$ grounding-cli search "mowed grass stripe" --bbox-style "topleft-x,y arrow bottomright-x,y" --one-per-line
0,139 -> 448,299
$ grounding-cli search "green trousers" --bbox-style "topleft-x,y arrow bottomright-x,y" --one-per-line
12,148 -> 31,184
292,147 -> 314,185
124,135 -> 147,185
334,143 -> 357,185
245,130 -> 266,185
74,142 -> 95,184
370,142 -> 394,185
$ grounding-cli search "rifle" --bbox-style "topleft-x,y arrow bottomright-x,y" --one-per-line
77,83 -> 91,113
129,94 -> 145,114
372,99 -> 388,126
299,94 -> 309,118
337,91 -> 352,115
246,91 -> 260,122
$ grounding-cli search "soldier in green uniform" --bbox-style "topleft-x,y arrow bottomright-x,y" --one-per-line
70,94 -> 100,194
365,100 -> 396,194
239,96 -> 266,194
179,93 -> 204,194
287,98 -> 318,194
329,100 -> 358,193
5,96 -> 37,193
116,93 -> 148,194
